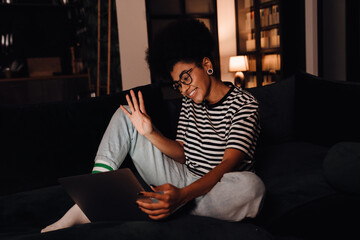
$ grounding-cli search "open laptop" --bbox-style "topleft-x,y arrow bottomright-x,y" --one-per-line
58,168 -> 151,222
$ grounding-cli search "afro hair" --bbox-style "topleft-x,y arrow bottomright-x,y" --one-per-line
146,19 -> 216,81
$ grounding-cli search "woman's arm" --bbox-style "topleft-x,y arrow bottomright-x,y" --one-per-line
120,89 -> 186,163
136,148 -> 245,220
182,148 -> 245,200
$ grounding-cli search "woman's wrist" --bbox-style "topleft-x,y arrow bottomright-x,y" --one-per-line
181,185 -> 195,204
143,127 -> 157,140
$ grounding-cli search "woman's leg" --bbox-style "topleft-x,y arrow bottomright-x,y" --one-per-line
42,106 -> 188,232
94,106 -> 188,187
41,204 -> 89,233
190,171 -> 265,222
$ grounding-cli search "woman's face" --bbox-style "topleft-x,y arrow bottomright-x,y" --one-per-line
170,61 -> 211,104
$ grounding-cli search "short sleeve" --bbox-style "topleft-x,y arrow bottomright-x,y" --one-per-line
227,100 -> 260,159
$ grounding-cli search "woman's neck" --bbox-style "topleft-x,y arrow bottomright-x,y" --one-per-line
206,79 -> 231,105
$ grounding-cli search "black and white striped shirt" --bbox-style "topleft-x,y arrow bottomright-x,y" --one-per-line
176,84 -> 260,177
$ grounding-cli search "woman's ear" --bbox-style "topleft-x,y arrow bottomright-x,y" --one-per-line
202,57 -> 213,71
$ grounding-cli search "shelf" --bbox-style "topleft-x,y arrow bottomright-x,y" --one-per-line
0,73 -> 90,104
261,24 -> 279,31
262,70 -> 280,74
237,48 -> 280,55
235,0 -> 282,87
0,3 -> 76,9
259,0 -> 279,8
148,13 -> 214,19
260,48 -> 280,53
0,73 -> 89,83
247,70 -> 280,74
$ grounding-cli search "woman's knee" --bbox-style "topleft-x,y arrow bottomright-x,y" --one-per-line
220,171 -> 265,207
227,171 -> 265,199
191,171 -> 265,221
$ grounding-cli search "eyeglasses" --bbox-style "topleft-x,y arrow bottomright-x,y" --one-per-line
172,68 -> 194,92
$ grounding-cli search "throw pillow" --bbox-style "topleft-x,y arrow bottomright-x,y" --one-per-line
323,142 -> 360,195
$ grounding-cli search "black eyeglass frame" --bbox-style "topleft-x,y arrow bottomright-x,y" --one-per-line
172,68 -> 194,91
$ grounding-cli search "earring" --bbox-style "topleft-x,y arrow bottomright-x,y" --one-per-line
207,68 -> 214,75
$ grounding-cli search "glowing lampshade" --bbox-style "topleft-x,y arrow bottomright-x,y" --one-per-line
229,55 -> 249,72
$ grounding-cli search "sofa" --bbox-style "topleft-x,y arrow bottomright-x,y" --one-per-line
0,72 -> 359,240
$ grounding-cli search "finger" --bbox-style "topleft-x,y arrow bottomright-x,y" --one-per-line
148,213 -> 170,220
138,206 -> 169,216
125,94 -> 135,113
139,191 -> 167,201
130,90 -> 140,111
151,184 -> 169,192
138,91 -> 147,114
136,200 -> 165,210
120,105 -> 132,118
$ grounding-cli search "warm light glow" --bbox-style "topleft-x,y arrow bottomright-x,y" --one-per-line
229,56 -> 249,72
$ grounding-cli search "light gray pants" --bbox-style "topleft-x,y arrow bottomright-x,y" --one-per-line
94,107 -> 265,221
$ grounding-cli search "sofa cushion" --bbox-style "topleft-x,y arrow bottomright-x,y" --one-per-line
254,141 -> 335,225
246,75 -> 295,146
323,142 -> 360,195
267,193 -> 360,240
0,186 -> 273,240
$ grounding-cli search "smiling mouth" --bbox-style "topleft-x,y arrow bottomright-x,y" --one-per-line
188,88 -> 197,97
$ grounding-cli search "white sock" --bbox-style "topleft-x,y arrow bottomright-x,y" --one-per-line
41,204 -> 90,233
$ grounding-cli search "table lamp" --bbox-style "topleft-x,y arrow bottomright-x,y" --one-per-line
229,55 -> 249,88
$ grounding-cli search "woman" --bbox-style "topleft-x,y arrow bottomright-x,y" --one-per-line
42,19 -> 265,233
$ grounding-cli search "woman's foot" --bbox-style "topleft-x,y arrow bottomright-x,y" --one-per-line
41,204 -> 90,233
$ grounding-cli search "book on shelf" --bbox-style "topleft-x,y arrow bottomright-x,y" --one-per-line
248,57 -> 257,72
260,31 -> 269,48
246,75 -> 257,88
272,5 -> 279,24
246,33 -> 256,51
260,5 -> 279,28
269,28 -> 280,48
259,29 -> 280,49
260,8 -> 270,27
262,74 -> 275,86
262,54 -> 281,71
245,11 -> 255,31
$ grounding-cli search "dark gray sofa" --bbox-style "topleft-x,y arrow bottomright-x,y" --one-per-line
1,72 -> 359,240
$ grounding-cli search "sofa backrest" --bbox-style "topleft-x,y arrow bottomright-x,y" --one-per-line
247,75 -> 296,146
0,84 -> 166,196
294,72 -> 360,146
247,72 -> 360,147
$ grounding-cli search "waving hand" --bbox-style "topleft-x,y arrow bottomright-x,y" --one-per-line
120,90 -> 153,136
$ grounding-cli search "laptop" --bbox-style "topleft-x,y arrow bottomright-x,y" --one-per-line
58,168 -> 151,222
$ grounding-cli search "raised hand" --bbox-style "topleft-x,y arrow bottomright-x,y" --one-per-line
120,90 -> 153,137
136,184 -> 187,220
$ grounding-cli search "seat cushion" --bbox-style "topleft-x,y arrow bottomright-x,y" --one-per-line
0,186 -> 273,240
254,141 -> 335,225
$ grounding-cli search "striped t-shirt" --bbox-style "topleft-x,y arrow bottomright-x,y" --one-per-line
176,84 -> 260,177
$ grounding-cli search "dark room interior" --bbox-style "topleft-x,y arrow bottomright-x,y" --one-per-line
0,0 -> 359,240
